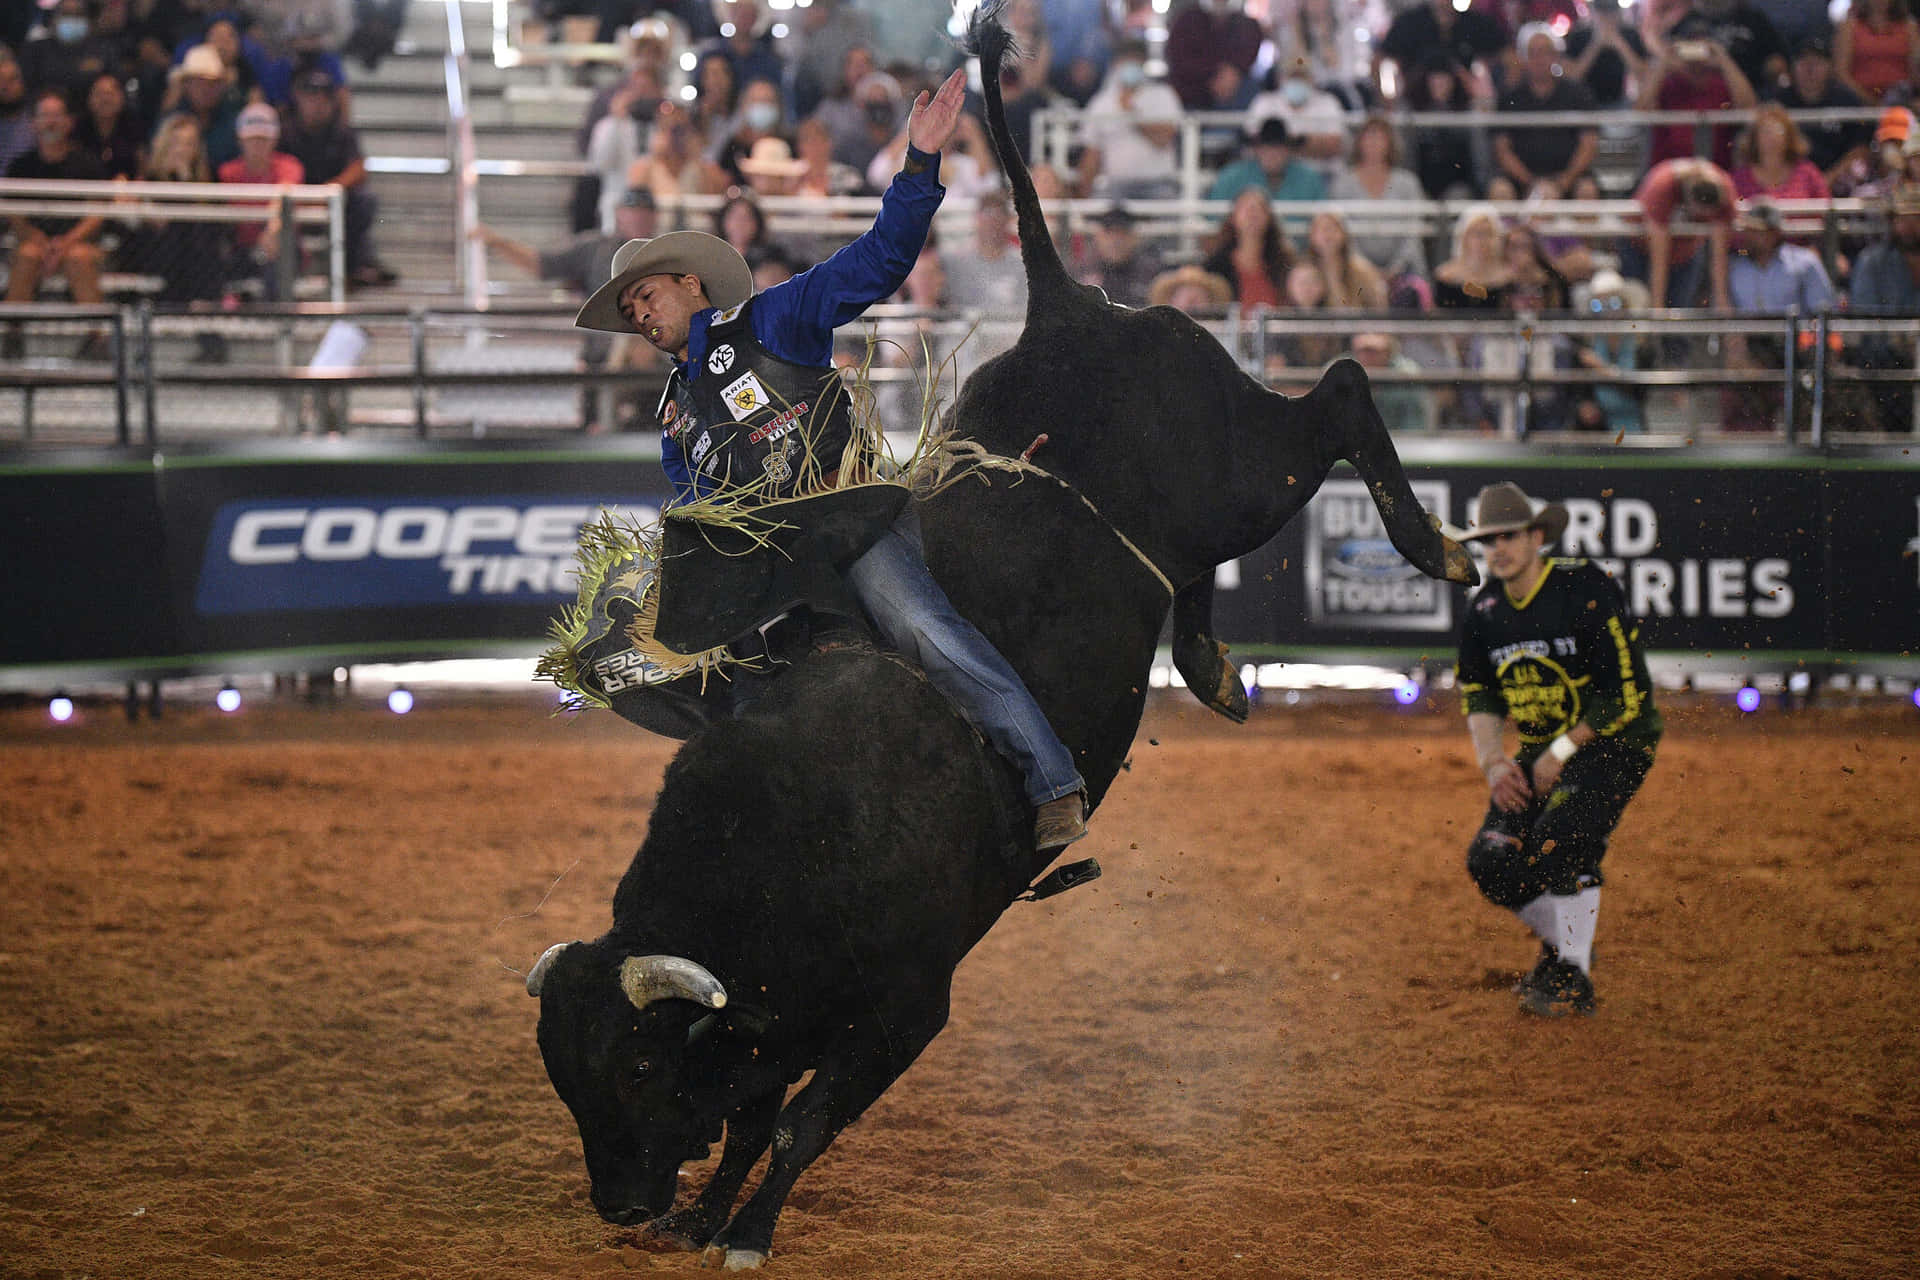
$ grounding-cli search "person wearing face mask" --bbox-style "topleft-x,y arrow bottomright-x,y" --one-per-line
1074,38 -> 1182,199
1247,54 -> 1349,182
22,0 -> 120,98
712,76 -> 789,188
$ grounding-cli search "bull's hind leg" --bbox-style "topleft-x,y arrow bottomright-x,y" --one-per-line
645,1087 -> 782,1252
1170,575 -> 1248,723
704,994 -> 952,1269
1313,360 -> 1478,587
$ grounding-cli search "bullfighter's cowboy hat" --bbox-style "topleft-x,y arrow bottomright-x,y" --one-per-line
1461,481 -> 1569,545
576,231 -> 754,334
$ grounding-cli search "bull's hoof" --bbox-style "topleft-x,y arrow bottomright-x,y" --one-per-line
1209,647 -> 1250,724
701,1244 -> 769,1270
1428,514 -> 1480,586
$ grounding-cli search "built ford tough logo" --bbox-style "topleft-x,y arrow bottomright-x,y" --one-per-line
194,496 -> 656,614
1304,478 -> 1454,632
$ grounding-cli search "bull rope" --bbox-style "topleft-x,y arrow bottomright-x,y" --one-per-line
912,438 -> 1178,600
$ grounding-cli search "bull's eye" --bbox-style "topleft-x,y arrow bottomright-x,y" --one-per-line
631,1057 -> 655,1085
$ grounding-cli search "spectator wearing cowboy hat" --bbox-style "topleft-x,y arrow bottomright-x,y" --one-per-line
572,66 -> 1091,853
1079,203 -> 1165,309
1146,263 -> 1232,315
158,42 -> 243,169
1207,117 -> 1327,204
1570,267 -> 1651,433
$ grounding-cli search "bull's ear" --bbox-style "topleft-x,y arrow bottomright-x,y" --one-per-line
525,942 -> 576,997
620,954 -> 729,1012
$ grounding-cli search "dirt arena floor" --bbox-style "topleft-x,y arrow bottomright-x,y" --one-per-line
2,686 -> 1916,1280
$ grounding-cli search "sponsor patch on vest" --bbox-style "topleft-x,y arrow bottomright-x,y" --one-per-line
660,398 -> 684,438
720,370 -> 773,417
689,429 -> 714,464
707,343 -> 736,374
714,302 -> 745,325
763,438 -> 794,483
746,400 -> 809,444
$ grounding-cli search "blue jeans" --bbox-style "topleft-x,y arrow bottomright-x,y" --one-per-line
844,506 -> 1085,807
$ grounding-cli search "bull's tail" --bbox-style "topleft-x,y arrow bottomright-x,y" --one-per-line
961,2 -> 1079,315
1314,359 -> 1478,586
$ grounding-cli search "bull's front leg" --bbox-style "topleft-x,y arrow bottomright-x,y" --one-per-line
704,999 -> 951,1270
1170,574 -> 1248,723
646,1087 -> 781,1252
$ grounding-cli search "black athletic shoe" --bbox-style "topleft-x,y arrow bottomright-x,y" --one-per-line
1512,941 -> 1558,997
1518,956 -> 1596,1018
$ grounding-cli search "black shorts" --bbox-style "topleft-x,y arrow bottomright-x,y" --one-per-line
1472,737 -> 1657,903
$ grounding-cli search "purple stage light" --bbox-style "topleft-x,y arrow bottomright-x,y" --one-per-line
1735,686 -> 1762,713
49,695 -> 75,723
1394,679 -> 1421,706
387,688 -> 415,715
216,686 -> 242,713
1912,687 -> 1920,710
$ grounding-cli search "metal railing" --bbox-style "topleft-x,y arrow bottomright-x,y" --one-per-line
0,178 -> 348,302
4,301 -> 1916,448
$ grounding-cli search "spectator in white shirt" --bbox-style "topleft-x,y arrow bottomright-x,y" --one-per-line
1075,37 -> 1184,199
1249,53 -> 1350,181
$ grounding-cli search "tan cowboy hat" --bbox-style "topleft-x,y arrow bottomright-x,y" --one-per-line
1462,481 -> 1569,544
575,231 -> 754,334
1147,264 -> 1233,309
171,44 -> 234,85
1580,266 -> 1650,312
738,136 -> 806,179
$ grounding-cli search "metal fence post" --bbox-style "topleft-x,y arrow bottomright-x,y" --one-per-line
411,307 -> 430,437
138,298 -> 156,446
329,187 -> 346,303
113,304 -> 130,446
1809,309 -> 1829,446
1781,310 -> 1797,439
275,193 -> 298,302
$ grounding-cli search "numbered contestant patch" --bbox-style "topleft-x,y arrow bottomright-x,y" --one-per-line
721,369 -> 773,417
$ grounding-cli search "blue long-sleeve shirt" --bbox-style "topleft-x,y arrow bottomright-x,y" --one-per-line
660,148 -> 944,504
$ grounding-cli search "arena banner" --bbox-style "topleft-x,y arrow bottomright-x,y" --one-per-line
150,444 -> 675,660
1822,459 -> 1920,660
1203,452 -> 1916,663
0,454 -> 177,667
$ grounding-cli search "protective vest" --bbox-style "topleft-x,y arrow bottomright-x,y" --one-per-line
659,298 -> 856,500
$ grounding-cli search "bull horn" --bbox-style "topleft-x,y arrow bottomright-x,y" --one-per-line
525,941 -> 574,997
620,955 -> 728,1012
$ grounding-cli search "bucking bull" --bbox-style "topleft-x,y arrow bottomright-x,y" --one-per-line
524,5 -> 1476,1268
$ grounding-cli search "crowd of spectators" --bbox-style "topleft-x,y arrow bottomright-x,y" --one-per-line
8,0 -> 1920,435
2,0 -> 401,359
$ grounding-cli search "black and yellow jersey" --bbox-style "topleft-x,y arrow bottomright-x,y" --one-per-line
1456,558 -> 1663,752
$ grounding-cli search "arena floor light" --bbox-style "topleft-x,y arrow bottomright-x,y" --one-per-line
216,684 -> 242,714
387,687 -> 415,715
1735,685 -> 1763,714
1393,677 -> 1422,707
49,693 -> 75,724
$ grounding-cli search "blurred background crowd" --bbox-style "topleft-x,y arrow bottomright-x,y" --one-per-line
4,0 -> 1918,434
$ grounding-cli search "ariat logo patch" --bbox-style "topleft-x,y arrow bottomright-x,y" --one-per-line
721,370 -> 772,417
707,343 -> 736,374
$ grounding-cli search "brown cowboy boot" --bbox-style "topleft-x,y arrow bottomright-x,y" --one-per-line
1034,791 -> 1089,851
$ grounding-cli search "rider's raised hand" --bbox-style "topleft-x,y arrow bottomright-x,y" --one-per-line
907,67 -> 968,155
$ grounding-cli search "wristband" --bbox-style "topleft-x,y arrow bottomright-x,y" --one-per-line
1547,734 -> 1579,764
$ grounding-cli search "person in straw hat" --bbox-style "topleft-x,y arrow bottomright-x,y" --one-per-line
1454,482 -> 1662,1018
575,64 -> 1091,852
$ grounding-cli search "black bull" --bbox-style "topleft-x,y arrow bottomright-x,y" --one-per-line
525,8 -> 1477,1269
